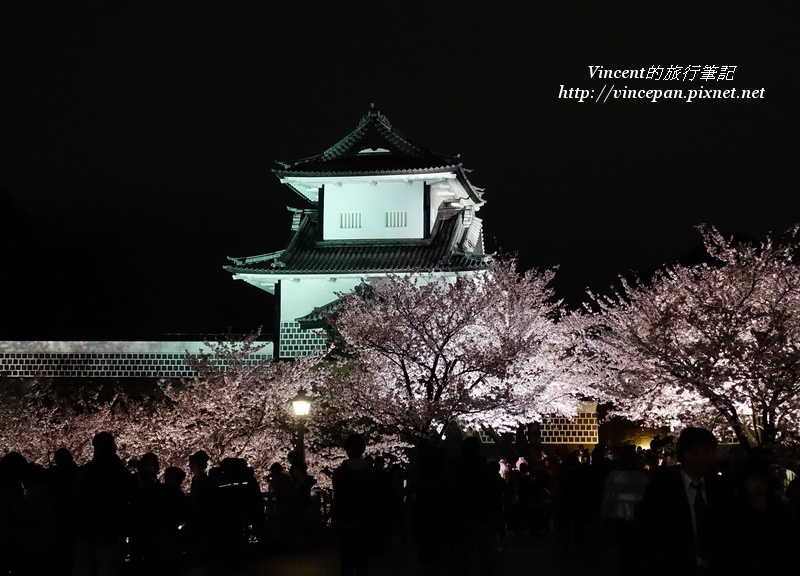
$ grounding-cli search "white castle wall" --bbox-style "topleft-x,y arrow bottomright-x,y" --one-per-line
322,180 -> 425,240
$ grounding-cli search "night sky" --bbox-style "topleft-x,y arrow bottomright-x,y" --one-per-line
2,2 -> 799,340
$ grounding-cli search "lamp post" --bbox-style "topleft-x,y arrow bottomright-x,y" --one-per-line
291,389 -> 312,462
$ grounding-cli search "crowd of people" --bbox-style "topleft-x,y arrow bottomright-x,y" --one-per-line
0,432 -> 276,576
2,428 -> 800,576
327,431 -> 800,576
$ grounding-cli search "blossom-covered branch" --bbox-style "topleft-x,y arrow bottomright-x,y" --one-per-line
587,225 -> 800,448
325,258 -> 590,444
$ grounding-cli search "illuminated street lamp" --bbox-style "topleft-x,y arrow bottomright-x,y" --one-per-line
292,389 -> 312,417
291,389 -> 312,461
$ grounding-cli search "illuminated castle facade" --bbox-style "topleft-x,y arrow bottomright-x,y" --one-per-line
225,106 -> 491,358
0,107 -> 604,450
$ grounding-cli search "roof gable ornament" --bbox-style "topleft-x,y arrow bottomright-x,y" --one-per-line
320,104 -> 424,161
357,102 -> 388,128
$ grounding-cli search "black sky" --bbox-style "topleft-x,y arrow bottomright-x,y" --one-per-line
2,1 -> 799,339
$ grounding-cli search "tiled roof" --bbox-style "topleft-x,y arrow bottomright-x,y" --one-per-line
296,299 -> 340,329
296,283 -> 377,328
225,212 -> 491,275
274,105 -> 461,177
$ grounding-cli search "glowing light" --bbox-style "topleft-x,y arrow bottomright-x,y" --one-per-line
292,389 -> 312,417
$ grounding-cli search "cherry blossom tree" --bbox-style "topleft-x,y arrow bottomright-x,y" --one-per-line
587,225 -> 800,449
324,258 -> 589,446
0,374 -> 146,464
119,330 -> 343,484
0,331 -> 343,486
0,377 -> 86,461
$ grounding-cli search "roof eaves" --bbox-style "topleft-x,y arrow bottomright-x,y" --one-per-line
273,165 -> 461,177
455,167 -> 485,205
226,250 -> 285,266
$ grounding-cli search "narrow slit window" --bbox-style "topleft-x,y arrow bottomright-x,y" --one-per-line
385,211 -> 408,228
340,212 -> 362,229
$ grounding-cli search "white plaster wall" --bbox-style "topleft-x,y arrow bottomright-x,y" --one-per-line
279,270 -> 487,325
323,180 -> 424,240
0,340 -> 275,355
280,276 -> 363,324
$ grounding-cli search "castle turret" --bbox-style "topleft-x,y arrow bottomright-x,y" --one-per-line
225,106 -> 490,358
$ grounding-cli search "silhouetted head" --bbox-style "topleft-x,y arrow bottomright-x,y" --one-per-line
344,433 -> 366,459
138,452 -> 160,481
287,450 -> 303,466
164,466 -> 186,489
269,462 -> 284,475
0,452 -> 28,481
91,432 -> 117,457
208,467 -> 222,481
736,453 -> 777,501
220,457 -> 248,479
676,427 -> 717,478
189,450 -> 210,475
618,444 -> 639,470
53,447 -> 74,467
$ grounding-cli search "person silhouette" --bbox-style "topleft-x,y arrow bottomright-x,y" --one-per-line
452,436 -> 498,576
72,432 -> 133,576
333,434 -> 378,576
0,452 -> 27,576
20,462 -> 59,574
638,427 -> 735,576
559,450 -> 592,556
213,458 -> 261,575
162,466 -> 189,575
129,452 -> 169,575
412,443 -> 451,576
730,454 -> 795,575
47,448 -> 79,576
602,445 -> 649,576
187,450 -> 215,575
268,462 -> 299,541
288,450 -> 316,507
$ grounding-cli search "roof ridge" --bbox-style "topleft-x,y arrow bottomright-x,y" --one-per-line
321,106 -> 424,160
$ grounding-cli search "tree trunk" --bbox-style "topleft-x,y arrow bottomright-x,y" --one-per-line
760,408 -> 777,446
727,417 -> 752,450
707,392 -> 753,449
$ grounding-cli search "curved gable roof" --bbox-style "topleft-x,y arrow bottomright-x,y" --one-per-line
274,105 -> 461,176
